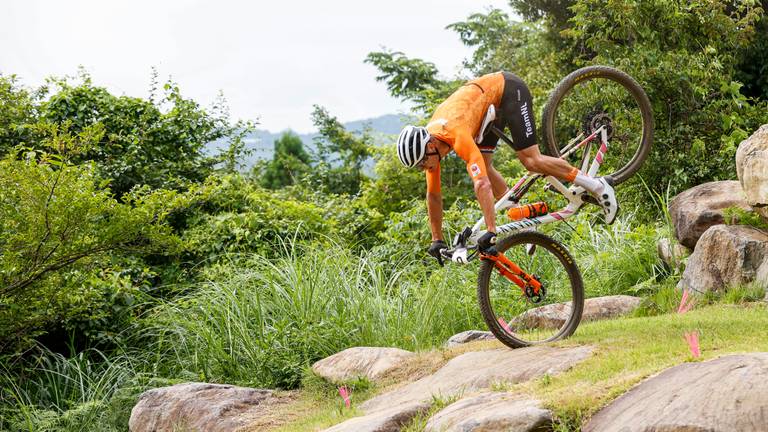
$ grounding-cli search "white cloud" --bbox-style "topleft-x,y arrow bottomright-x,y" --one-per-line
1,0 -> 510,132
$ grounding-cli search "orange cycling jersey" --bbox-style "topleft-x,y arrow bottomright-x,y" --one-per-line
425,72 -> 505,194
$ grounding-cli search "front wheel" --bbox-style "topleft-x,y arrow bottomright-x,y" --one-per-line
477,231 -> 584,348
541,65 -> 654,185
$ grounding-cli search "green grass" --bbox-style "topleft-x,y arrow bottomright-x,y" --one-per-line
499,302 -> 768,430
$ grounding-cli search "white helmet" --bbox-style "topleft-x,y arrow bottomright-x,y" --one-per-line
396,125 -> 430,168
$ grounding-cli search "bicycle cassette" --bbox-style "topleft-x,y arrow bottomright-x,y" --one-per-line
582,107 -> 614,140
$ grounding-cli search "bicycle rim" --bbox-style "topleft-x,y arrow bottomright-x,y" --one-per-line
542,66 -> 654,185
477,231 -> 584,348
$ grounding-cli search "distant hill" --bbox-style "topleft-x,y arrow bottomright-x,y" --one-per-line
208,113 -> 413,169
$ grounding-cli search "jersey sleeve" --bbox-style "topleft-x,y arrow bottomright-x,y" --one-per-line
425,163 -> 441,194
452,129 -> 488,181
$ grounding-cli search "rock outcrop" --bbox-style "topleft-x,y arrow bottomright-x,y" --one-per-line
657,238 -> 689,271
513,295 -> 642,329
583,353 -> 768,432
424,392 -> 551,432
360,345 -> 592,413
678,225 -> 768,294
668,180 -> 751,249
321,401 -> 430,432
444,330 -> 495,347
312,347 -> 415,383
736,124 -> 768,220
129,383 -> 292,432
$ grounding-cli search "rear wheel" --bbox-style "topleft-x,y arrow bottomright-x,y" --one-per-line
477,231 -> 584,348
541,65 -> 654,185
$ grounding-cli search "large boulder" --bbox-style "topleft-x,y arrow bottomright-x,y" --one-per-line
321,401 -> 430,432
444,330 -> 496,347
657,238 -> 690,271
424,392 -> 551,432
678,225 -> 768,294
668,181 -> 751,249
360,345 -> 592,413
513,295 -> 642,329
583,353 -> 768,432
129,383 -> 292,432
736,124 -> 768,219
311,347 -> 415,383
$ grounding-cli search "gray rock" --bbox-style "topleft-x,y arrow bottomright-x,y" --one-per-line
424,392 -> 551,432
737,124 -> 768,220
361,345 -> 592,413
445,330 -> 496,347
312,347 -> 415,383
129,383 -> 291,432
583,353 -> 768,432
321,401 -> 430,432
678,225 -> 768,294
669,181 -> 751,249
657,238 -> 690,271
513,295 -> 642,329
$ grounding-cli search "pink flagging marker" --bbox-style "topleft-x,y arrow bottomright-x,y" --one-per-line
338,386 -> 351,408
678,289 -> 695,314
684,331 -> 701,358
498,317 -> 512,333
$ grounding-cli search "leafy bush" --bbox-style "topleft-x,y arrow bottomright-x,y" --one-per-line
0,150 -> 191,354
0,71 -> 252,197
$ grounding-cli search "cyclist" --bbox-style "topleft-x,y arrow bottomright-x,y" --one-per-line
396,71 -> 617,261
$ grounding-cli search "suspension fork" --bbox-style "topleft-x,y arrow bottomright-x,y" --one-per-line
481,252 -> 542,294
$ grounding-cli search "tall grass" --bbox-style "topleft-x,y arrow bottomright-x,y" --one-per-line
0,348 -> 145,432
144,242 -> 483,388
566,214 -> 665,297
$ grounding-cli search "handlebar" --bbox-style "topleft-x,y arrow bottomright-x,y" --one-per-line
436,226 -> 478,265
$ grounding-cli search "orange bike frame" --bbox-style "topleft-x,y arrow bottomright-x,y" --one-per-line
481,252 -> 542,295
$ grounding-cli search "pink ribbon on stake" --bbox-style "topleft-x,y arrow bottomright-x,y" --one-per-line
677,288 -> 695,314
338,385 -> 351,408
684,331 -> 701,358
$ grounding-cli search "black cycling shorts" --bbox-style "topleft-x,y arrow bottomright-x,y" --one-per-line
478,72 -> 538,153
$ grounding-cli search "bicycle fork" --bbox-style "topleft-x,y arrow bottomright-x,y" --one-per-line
481,252 -> 542,296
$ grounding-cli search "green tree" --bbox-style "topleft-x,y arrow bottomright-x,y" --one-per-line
0,147 -> 193,353
257,131 -> 312,189
1,71 -> 253,197
0,74 -> 38,155
309,105 -> 371,195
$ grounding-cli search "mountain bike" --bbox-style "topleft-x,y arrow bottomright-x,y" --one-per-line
440,66 -> 654,348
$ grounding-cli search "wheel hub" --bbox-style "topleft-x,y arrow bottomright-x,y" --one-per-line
582,109 -> 614,140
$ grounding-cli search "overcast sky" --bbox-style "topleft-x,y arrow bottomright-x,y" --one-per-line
1,1 -> 511,132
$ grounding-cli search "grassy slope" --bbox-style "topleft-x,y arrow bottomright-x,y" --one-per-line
270,302 -> 768,432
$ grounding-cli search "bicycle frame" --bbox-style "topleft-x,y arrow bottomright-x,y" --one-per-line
446,124 -> 611,264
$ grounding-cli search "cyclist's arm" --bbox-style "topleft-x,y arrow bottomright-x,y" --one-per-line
453,130 -> 497,233
425,165 -> 444,241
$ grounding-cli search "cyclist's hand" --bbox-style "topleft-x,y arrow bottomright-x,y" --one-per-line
428,240 -> 447,266
477,232 -> 498,256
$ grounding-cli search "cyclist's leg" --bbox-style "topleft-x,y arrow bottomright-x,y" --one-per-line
501,72 -> 617,222
501,72 -> 600,190
481,151 -> 509,199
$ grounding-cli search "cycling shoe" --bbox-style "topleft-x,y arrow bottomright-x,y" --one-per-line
596,176 -> 618,225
